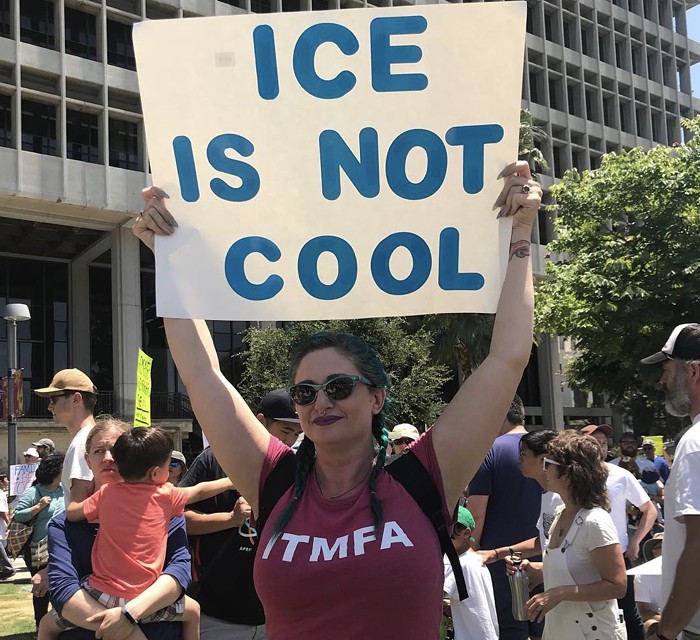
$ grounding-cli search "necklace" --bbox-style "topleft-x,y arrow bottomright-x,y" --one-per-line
315,463 -> 373,499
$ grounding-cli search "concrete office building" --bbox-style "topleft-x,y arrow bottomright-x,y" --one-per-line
0,0 -> 698,465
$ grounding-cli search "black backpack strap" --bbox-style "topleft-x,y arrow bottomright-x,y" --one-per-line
387,451 -> 469,601
256,452 -> 297,540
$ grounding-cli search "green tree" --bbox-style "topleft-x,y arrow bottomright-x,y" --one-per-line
535,117 -> 700,434
406,313 -> 494,385
238,317 -> 449,428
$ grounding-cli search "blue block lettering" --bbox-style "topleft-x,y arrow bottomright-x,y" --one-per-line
253,25 -> 279,100
298,236 -> 357,300
207,134 -> 261,202
319,128 -> 380,200
371,232 -> 431,295
224,237 -> 283,301
446,124 -> 504,194
386,129 -> 447,200
370,16 -> 428,93
293,24 -> 359,99
438,228 -> 484,290
172,136 -> 200,203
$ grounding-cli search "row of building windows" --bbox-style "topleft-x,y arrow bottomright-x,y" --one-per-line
526,1 -> 692,93
0,94 -> 140,169
531,98 -> 693,179
0,0 -> 694,77
1,0 -> 136,69
526,57 -> 691,142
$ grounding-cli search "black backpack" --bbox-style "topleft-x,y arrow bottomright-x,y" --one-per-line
256,450 -> 469,601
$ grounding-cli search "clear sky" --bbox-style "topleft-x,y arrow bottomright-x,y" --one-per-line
690,6 -> 699,97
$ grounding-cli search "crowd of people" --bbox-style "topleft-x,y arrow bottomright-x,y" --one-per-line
1,165 -> 699,640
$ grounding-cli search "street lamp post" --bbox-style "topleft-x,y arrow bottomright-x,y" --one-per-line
4,303 -> 31,467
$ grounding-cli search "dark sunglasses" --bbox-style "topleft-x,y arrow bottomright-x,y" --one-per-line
289,375 -> 373,406
48,390 -> 76,405
392,438 -> 414,446
169,460 -> 183,468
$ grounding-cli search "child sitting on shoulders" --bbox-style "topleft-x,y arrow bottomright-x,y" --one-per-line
40,426 -> 233,640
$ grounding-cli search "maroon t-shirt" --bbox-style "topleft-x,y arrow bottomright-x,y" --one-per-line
254,430 -> 453,640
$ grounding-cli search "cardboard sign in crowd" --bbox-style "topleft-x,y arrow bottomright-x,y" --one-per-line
133,2 -> 526,321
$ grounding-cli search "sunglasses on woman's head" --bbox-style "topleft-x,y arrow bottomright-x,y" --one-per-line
542,457 -> 563,470
289,375 -> 373,406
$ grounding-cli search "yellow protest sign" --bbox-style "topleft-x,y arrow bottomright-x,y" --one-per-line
134,349 -> 153,427
642,435 -> 664,457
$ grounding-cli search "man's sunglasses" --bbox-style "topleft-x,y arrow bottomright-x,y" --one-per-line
289,375 -> 373,406
542,457 -> 563,470
48,391 -> 76,405
392,438 -> 414,446
169,460 -> 184,468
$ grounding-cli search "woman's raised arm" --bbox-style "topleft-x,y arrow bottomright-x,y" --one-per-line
134,188 -> 271,510
431,161 -> 539,508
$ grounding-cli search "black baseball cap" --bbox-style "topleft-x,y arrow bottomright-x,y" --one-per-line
641,323 -> 700,364
256,389 -> 300,423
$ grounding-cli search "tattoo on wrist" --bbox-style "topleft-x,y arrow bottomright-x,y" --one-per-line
509,240 -> 531,261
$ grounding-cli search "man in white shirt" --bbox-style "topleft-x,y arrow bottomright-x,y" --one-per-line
31,369 -> 97,599
641,323 -> 700,640
582,423 -> 656,640
0,473 -> 15,580
34,368 -> 97,506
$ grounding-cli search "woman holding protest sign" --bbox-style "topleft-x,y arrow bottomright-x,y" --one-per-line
134,160 -> 540,639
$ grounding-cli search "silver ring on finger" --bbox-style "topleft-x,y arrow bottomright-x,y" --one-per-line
521,184 -> 531,194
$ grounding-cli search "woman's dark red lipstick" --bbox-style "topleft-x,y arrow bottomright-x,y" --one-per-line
314,416 -> 341,426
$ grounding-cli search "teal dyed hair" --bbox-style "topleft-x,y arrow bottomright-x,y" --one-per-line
272,332 -> 391,539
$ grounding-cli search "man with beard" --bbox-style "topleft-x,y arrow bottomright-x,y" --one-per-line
641,323 -> 700,640
610,431 -> 658,475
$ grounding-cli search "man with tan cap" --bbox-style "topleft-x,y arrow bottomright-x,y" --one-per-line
34,369 -> 97,505
32,438 -> 55,459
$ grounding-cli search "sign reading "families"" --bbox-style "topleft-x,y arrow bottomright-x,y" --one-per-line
133,2 -> 526,321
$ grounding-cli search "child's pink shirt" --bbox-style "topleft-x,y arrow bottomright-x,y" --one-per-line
83,482 -> 189,599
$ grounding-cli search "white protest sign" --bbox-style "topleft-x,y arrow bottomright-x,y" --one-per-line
10,463 -> 37,497
133,3 -> 526,321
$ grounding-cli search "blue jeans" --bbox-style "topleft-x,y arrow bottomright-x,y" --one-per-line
619,556 -> 644,640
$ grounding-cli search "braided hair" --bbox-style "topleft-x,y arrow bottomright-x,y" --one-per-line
272,332 -> 391,540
